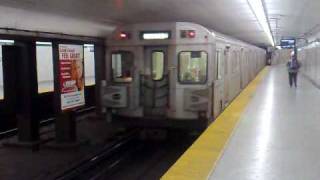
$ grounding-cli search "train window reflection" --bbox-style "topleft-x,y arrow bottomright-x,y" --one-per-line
36,42 -> 54,93
152,51 -> 164,80
216,51 -> 223,80
112,51 -> 134,83
225,50 -> 228,75
84,44 -> 95,86
179,51 -> 207,84
0,40 -> 15,100
231,51 -> 237,73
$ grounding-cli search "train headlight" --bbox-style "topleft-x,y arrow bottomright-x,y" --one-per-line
188,30 -> 196,38
180,30 -> 196,39
118,32 -> 130,40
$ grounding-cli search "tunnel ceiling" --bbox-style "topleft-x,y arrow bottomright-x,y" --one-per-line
266,0 -> 320,45
0,0 -> 319,46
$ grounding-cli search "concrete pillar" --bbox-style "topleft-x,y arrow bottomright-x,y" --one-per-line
2,41 -> 39,143
94,43 -> 106,117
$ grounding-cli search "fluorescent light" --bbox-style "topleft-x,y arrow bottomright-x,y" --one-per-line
84,44 -> 94,47
142,33 -> 169,40
0,40 -> 14,44
36,41 -> 52,45
247,0 -> 274,46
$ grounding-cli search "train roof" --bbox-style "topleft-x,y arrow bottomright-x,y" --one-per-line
108,22 -> 215,46
108,22 -> 265,51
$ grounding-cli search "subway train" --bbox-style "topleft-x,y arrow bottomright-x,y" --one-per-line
102,22 -> 266,130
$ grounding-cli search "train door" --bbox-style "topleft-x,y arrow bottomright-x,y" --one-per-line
229,51 -> 238,101
240,50 -> 244,89
244,51 -> 249,86
224,48 -> 230,105
317,48 -> 320,81
214,48 -> 224,117
246,52 -> 250,85
249,52 -> 254,80
312,49 -> 317,79
142,46 -> 169,117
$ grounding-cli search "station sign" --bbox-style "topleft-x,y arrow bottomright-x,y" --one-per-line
280,39 -> 296,49
58,44 -> 85,111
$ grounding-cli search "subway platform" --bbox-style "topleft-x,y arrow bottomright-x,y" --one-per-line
163,65 -> 320,180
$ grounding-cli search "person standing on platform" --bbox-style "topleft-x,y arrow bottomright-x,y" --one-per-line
287,51 -> 301,88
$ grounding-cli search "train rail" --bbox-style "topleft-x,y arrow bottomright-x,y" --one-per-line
54,129 -> 142,180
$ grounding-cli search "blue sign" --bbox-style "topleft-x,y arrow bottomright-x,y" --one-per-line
280,39 -> 295,49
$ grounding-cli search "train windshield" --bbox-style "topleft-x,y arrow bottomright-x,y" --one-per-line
112,51 -> 134,83
179,51 -> 208,84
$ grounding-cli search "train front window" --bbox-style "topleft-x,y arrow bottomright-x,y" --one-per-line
111,51 -> 133,83
179,51 -> 208,84
152,51 -> 164,80
36,42 -> 54,93
0,40 -> 15,100
84,44 -> 95,86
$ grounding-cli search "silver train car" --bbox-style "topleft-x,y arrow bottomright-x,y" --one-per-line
102,22 -> 266,130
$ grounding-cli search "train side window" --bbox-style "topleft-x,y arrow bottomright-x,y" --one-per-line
231,51 -> 237,73
216,51 -> 223,80
0,40 -> 15,100
84,44 -> 95,86
224,50 -> 228,75
179,51 -> 208,84
36,42 -> 54,93
111,51 -> 134,83
152,51 -> 164,80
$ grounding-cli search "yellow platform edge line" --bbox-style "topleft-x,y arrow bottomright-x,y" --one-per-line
161,67 -> 269,180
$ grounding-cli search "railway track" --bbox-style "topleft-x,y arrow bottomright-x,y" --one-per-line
54,129 -> 143,180
102,130 -> 199,180
55,130 -> 199,180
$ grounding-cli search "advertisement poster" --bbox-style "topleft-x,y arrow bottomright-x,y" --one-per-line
59,44 -> 85,111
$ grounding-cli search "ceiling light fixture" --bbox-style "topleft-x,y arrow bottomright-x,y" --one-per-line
0,40 -> 14,44
84,44 -> 94,47
36,42 -> 52,45
247,0 -> 275,46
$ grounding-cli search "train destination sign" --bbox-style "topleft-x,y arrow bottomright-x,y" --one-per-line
59,44 -> 85,111
140,31 -> 171,40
